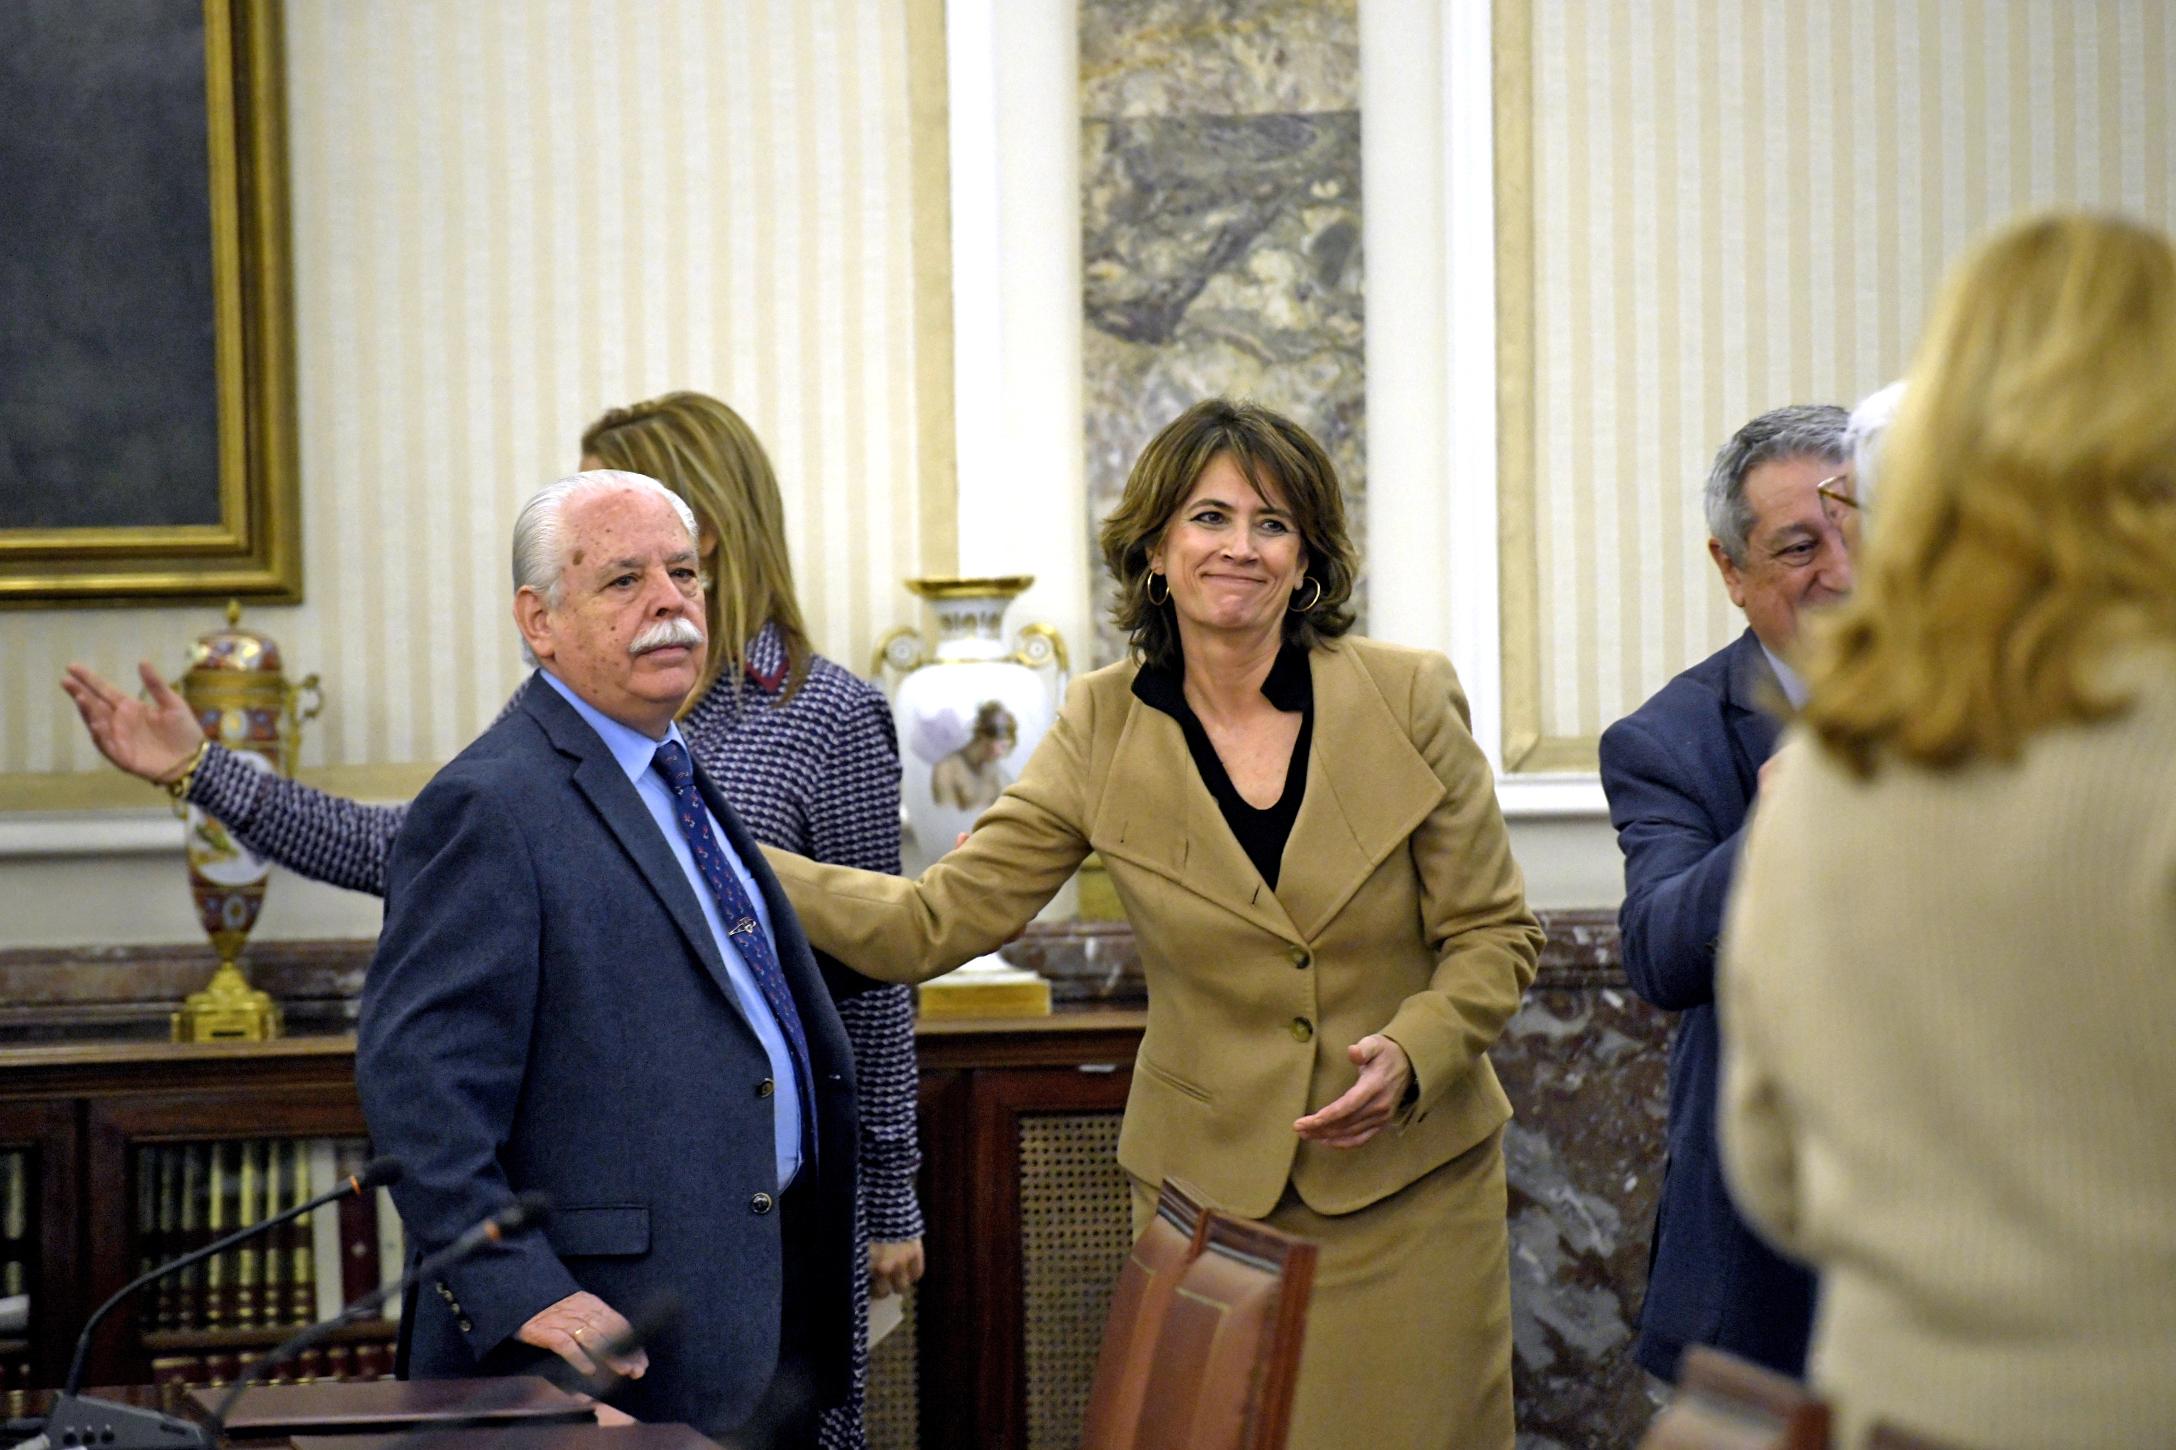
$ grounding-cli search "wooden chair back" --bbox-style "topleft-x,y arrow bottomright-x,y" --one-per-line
1130,1210 -> 1317,1450
1638,1346 -> 1831,1450
1079,1178 -> 1211,1450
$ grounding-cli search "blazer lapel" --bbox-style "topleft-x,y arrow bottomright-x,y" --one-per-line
1274,642 -> 1448,941
1089,688 -> 1299,942
1723,629 -> 1786,773
522,682 -> 738,1002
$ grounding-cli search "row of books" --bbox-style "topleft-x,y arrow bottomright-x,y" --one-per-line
0,1151 -> 33,1395
1,1149 -> 29,1313
150,1334 -> 399,1388
133,1138 -> 406,1335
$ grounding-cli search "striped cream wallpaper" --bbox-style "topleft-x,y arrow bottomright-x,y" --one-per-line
1500,0 -> 2175,770
1,0 -> 950,804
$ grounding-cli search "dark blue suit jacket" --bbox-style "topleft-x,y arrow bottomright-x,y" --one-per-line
1598,628 -> 1816,1382
357,676 -> 862,1433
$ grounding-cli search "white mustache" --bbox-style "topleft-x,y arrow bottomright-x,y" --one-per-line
629,618 -> 703,656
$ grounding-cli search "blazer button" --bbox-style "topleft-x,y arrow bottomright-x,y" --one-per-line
457,1317 -> 474,1333
1289,1017 -> 1313,1042
751,1192 -> 775,1215
1287,945 -> 1311,969
757,1077 -> 775,1098
435,1282 -> 454,1302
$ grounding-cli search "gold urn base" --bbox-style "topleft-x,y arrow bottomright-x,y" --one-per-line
173,959 -> 283,1042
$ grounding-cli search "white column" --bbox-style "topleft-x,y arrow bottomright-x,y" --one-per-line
1360,0 -> 1454,660
945,0 -> 1091,668
1361,0 -> 1604,815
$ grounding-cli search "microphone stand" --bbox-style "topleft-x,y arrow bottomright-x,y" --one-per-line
34,1158 -> 404,1450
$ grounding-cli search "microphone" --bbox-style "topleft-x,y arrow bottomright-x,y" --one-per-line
41,1158 -> 403,1450
199,1193 -> 554,1439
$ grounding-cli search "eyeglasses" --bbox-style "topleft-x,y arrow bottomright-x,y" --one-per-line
1814,473 -> 1866,539
1814,473 -> 1861,512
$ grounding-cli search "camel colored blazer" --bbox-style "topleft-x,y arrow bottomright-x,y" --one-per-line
766,636 -> 1543,1218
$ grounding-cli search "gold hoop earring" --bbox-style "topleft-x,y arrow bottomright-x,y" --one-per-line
1146,572 -> 1170,607
1289,577 -> 1323,613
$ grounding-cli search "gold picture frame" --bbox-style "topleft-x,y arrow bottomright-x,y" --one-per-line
0,0 -> 298,608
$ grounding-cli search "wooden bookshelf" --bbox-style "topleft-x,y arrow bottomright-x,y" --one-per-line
0,1039 -> 400,1390
141,1319 -> 399,1355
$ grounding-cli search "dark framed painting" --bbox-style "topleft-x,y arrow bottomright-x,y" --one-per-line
0,0 -> 299,608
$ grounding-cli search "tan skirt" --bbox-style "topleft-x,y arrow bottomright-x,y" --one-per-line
1128,1127 -> 1513,1450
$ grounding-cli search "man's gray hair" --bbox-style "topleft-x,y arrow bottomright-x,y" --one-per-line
1703,404 -> 1850,564
512,470 -> 699,664
1845,380 -> 1907,512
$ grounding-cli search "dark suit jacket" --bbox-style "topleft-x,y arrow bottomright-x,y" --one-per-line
1598,628 -> 1816,1382
357,676 -> 862,1433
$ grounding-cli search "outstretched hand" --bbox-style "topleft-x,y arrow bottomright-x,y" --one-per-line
61,660 -> 203,785
1292,1034 -> 1412,1150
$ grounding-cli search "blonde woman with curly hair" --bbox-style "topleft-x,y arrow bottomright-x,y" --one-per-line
1719,213 -> 2176,1448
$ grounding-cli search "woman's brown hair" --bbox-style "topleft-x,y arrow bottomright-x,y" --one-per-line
1099,399 -> 1359,670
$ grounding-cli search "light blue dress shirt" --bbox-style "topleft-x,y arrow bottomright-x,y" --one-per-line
538,670 -> 804,1189
1760,641 -> 1809,713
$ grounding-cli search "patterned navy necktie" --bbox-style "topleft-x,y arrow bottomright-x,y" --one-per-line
651,739 -> 814,1130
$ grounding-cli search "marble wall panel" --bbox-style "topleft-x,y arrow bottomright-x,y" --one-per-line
1080,0 -> 1365,665
1494,976 -> 1671,1448
1080,0 -> 1357,118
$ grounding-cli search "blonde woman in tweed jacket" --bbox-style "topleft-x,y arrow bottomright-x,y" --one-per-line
1720,214 -> 2176,1450
63,392 -> 920,1450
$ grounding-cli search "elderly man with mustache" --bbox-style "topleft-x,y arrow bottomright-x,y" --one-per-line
356,470 -> 870,1446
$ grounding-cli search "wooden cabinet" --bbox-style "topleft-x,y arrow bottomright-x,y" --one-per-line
0,1098 -> 78,1391
0,1015 -> 1150,1448
913,1014 -> 1144,1450
0,1040 -> 400,1397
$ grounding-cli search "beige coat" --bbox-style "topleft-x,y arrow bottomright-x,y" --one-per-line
1720,645 -> 2176,1449
766,636 -> 1543,1218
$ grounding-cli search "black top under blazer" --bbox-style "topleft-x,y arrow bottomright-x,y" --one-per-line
357,676 -> 864,1433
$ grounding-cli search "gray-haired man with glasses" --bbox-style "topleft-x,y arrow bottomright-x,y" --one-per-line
1599,405 -> 1858,1385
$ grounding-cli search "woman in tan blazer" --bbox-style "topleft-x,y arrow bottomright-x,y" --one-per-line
766,399 -> 1543,1449
1720,214 -> 2176,1449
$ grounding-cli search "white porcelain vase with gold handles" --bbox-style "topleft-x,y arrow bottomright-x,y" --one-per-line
872,576 -> 1068,876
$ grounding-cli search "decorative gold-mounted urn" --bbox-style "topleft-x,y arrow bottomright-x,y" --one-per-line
171,601 -> 322,1042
